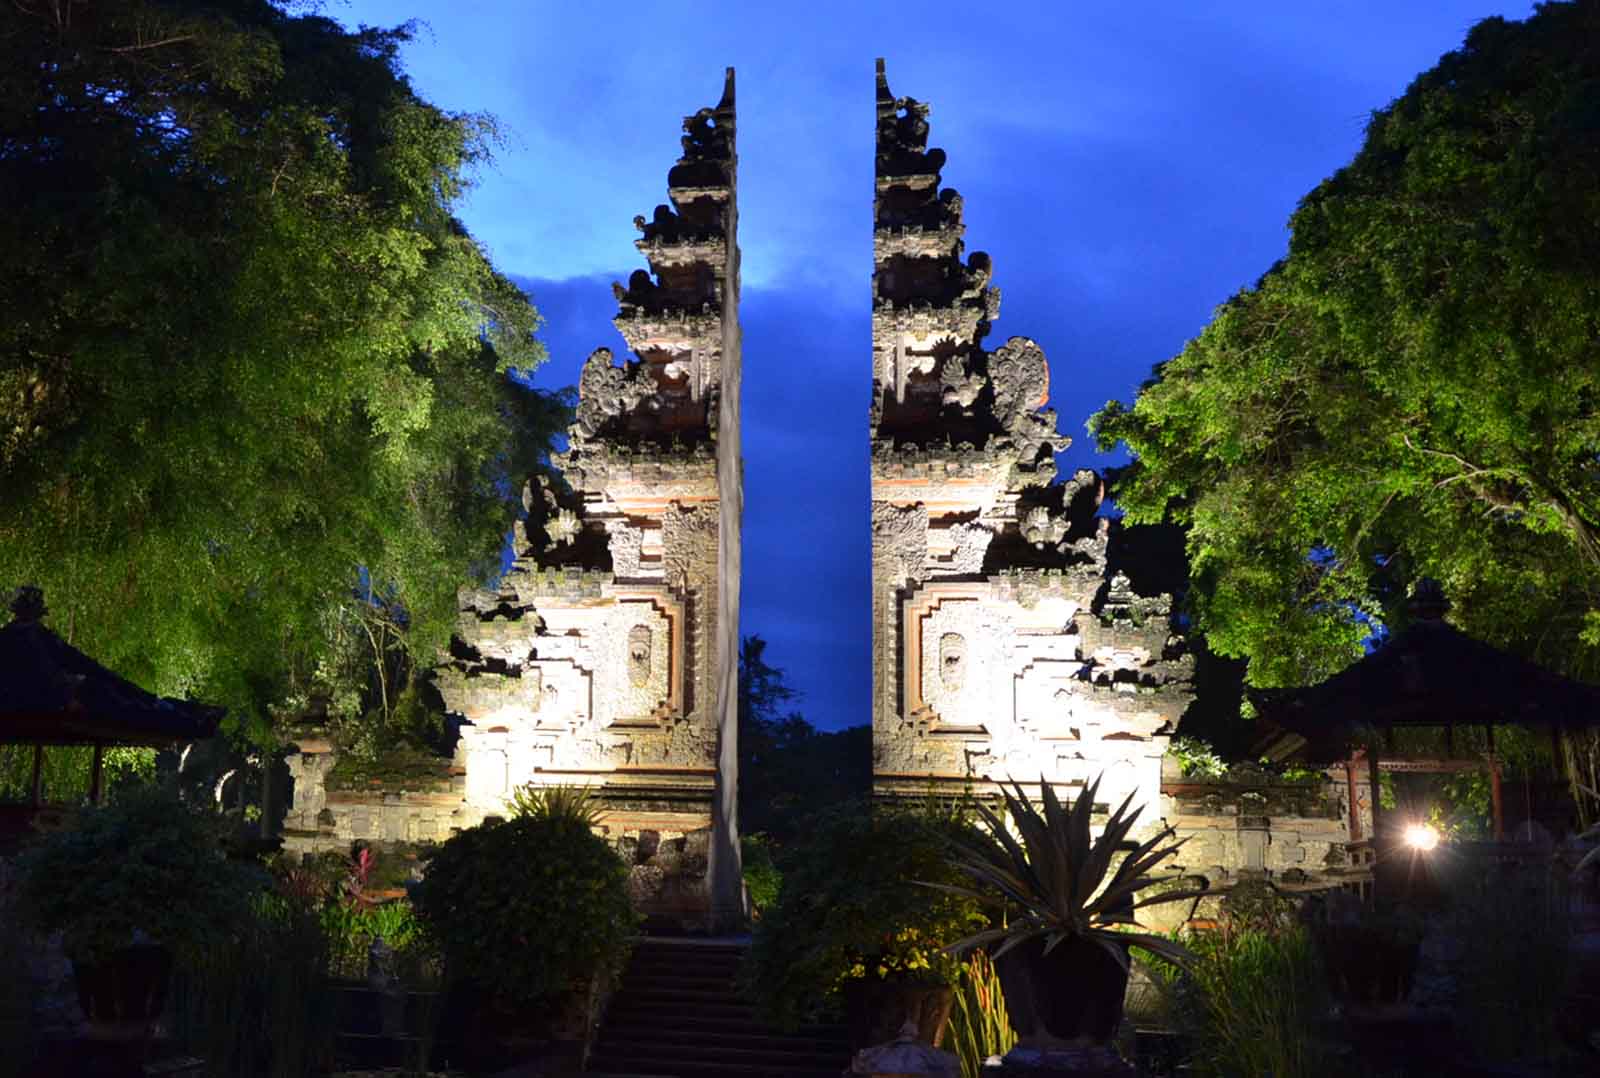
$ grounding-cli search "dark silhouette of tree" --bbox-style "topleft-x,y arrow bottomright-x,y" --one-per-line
739,635 -> 870,842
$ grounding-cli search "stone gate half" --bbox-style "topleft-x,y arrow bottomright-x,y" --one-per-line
868,60 -> 1192,818
286,70 -> 745,928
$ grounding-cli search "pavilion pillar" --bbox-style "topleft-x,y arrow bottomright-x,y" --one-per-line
1367,740 -> 1382,843
1490,758 -> 1504,841
88,741 -> 104,805
1346,751 -> 1363,841
29,744 -> 43,808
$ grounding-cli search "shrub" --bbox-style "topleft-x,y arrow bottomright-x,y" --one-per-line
11,784 -> 264,964
745,800 -> 985,1029
945,950 -> 1015,1078
1453,864 -> 1574,1064
411,813 -> 635,1008
1144,926 -> 1335,1078
171,893 -> 336,1078
741,833 -> 782,912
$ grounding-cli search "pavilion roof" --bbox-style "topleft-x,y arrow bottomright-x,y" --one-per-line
1252,616 -> 1600,763
0,588 -> 223,746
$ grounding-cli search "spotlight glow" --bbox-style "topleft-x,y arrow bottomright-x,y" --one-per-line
1403,823 -> 1440,852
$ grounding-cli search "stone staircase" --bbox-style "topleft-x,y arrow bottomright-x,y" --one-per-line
586,938 -> 850,1078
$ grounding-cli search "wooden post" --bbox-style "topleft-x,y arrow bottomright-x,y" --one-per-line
1368,740 -> 1383,843
1346,752 -> 1363,841
29,744 -> 44,808
88,742 -> 104,805
1490,758 -> 1504,842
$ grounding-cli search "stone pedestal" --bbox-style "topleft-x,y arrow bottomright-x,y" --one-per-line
982,1044 -> 1134,1076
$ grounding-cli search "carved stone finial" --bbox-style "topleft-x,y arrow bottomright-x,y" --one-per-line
8,585 -> 44,624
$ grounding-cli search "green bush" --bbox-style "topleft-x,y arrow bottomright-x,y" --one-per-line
1453,865 -> 1574,1064
745,800 -> 985,1030
1144,926 -> 1335,1078
741,833 -> 782,912
11,784 -> 264,964
411,813 -> 636,1008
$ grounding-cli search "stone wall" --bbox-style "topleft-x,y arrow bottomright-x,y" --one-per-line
1141,758 -> 1370,932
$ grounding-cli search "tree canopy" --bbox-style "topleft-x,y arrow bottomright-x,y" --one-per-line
0,0 -> 562,741
1092,1 -> 1600,688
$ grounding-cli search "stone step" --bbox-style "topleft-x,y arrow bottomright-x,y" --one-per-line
601,1017 -> 851,1042
585,1054 -> 843,1078
587,940 -> 844,1078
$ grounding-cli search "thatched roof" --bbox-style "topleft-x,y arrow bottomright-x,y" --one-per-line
1253,616 -> 1600,763
0,587 -> 223,746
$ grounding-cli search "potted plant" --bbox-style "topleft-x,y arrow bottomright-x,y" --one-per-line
11,784 -> 263,1038
410,790 -> 636,1071
936,775 -> 1201,1066
746,800 -> 985,1051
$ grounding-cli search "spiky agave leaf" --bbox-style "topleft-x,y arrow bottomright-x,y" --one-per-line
936,774 -> 1198,968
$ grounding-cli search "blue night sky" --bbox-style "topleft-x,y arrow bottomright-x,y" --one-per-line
336,1 -> 1535,730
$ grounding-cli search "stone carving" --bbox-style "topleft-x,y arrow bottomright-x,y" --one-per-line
574,348 -> 657,440
872,502 -> 929,585
628,624 -> 654,687
870,60 -> 1190,820
609,522 -> 644,577
938,632 -> 967,690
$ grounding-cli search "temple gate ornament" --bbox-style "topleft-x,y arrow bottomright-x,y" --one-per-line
868,60 -> 1193,819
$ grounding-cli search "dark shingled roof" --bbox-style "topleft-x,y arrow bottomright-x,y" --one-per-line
1252,618 -> 1600,763
0,588 -> 223,745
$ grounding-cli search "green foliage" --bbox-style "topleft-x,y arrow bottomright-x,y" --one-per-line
0,0 -> 565,745
1092,1 -> 1600,688
1168,736 -> 1227,779
324,741 -> 453,793
945,950 -> 1016,1078
0,744 -> 155,802
11,784 -> 265,964
940,775 -> 1201,971
411,813 -> 636,1008
171,893 -> 337,1078
508,782 -> 604,829
320,896 -> 429,981
1144,927 -> 1336,1078
745,800 -> 985,1030
741,832 -> 782,912
1453,866 -> 1575,1064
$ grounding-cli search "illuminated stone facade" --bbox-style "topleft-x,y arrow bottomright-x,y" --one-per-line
437,68 -> 741,854
869,61 -> 1191,817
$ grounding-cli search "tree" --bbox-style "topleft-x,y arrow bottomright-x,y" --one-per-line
739,635 -> 869,841
0,1 -> 562,742
1092,0 -> 1600,688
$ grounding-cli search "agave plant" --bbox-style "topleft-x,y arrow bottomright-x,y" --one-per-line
509,782 -> 605,828
938,774 -> 1202,970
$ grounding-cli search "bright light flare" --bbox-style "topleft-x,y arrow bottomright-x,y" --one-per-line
1403,823 -> 1440,852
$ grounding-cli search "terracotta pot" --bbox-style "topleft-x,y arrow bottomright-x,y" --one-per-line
72,944 -> 173,1039
994,935 -> 1129,1048
845,977 -> 955,1054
